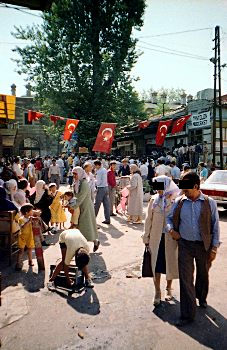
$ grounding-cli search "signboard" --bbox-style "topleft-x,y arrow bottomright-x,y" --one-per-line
79,147 -> 88,154
117,141 -> 132,147
189,111 -> 211,129
0,95 -> 16,120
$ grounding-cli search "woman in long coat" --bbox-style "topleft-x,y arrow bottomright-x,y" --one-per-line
29,180 -> 53,227
126,164 -> 143,224
72,167 -> 99,252
142,175 -> 180,306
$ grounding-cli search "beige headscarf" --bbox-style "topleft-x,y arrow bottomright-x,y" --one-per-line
73,166 -> 86,194
5,179 -> 18,201
130,164 -> 139,173
34,180 -> 45,204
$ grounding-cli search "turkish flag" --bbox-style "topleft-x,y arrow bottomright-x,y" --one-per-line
156,119 -> 172,146
63,119 -> 79,140
92,123 -> 117,153
28,110 -> 44,122
50,115 -> 65,124
171,114 -> 191,134
138,120 -> 151,129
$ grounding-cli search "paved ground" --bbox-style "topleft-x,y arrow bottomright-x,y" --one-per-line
0,187 -> 227,350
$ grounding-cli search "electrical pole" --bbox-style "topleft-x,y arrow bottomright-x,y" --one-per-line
212,27 -> 217,167
217,26 -> 224,169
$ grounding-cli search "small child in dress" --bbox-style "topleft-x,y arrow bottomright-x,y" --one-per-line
49,183 -> 67,230
16,203 -> 35,271
67,166 -> 73,188
63,191 -> 80,229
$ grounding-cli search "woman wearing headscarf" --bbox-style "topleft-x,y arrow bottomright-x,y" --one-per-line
71,167 -> 99,252
142,175 -> 180,306
126,164 -> 143,224
29,180 -> 53,227
14,179 -> 29,209
5,179 -> 18,203
83,162 -> 96,203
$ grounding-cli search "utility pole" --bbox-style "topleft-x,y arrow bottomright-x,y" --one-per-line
217,26 -> 224,169
212,26 -> 223,169
212,27 -> 218,167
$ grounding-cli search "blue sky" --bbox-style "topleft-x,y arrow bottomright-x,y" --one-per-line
0,0 -> 227,97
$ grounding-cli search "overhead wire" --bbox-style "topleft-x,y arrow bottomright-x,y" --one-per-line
136,27 -> 212,39
0,3 -> 42,18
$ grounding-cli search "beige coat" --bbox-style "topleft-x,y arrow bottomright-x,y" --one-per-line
127,173 -> 143,216
142,196 -> 178,280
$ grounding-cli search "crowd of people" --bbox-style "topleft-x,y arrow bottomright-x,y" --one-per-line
0,150 -> 222,326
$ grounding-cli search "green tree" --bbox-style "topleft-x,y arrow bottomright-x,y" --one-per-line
12,0 -> 146,147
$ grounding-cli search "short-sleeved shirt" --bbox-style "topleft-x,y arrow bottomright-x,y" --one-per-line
59,229 -> 90,265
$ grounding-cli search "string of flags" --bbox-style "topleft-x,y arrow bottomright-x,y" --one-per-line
27,109 -> 191,152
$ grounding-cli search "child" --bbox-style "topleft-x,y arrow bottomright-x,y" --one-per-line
67,166 -> 73,188
49,183 -> 67,230
63,191 -> 80,229
16,203 -> 35,271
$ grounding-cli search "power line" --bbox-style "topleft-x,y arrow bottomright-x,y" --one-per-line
136,27 -> 212,39
137,45 -> 210,61
0,3 -> 42,18
139,40 -> 209,60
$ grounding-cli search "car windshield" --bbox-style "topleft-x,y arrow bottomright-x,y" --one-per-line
206,171 -> 227,184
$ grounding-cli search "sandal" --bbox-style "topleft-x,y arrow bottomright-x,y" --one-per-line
165,288 -> 173,301
153,291 -> 161,306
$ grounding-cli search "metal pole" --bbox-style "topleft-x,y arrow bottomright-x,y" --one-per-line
163,103 -> 165,117
212,27 -> 217,166
217,26 -> 224,169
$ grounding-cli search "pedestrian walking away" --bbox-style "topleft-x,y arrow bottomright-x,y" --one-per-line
94,160 -> 111,224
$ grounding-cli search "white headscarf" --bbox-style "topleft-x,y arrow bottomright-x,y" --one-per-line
73,166 -> 86,194
152,175 -> 180,211
34,180 -> 46,204
130,164 -> 139,173
5,179 -> 18,201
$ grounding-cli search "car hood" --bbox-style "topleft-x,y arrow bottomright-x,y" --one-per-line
200,183 -> 227,191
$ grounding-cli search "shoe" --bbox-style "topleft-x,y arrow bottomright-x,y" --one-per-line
50,228 -> 58,234
47,281 -> 56,291
199,301 -> 207,308
132,220 -> 142,224
153,291 -> 161,306
165,288 -> 173,301
42,241 -> 50,246
175,318 -> 194,327
93,240 -> 100,252
102,221 -> 110,224
110,213 -> 117,217
85,279 -> 94,288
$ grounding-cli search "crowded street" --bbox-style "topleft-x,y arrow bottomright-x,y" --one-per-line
0,192 -> 227,349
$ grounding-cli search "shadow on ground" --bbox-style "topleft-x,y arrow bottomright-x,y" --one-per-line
153,298 -> 227,350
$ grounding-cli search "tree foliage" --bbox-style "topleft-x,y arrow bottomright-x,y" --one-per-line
12,0 -> 146,147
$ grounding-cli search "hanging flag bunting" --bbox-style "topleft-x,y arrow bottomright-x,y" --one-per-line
171,114 -> 192,134
92,123 -> 117,153
28,110 -> 44,122
50,115 -> 65,124
156,119 -> 172,146
138,120 -> 151,129
63,119 -> 79,141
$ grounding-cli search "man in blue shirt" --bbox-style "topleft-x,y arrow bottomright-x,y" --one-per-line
167,172 -> 220,327
94,160 -> 111,224
199,162 -> 208,183
170,161 -> 181,184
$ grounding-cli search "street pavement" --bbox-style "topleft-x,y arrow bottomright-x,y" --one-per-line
0,186 -> 227,350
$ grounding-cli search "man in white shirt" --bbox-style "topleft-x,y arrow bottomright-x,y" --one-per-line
48,229 -> 93,288
140,160 -> 148,181
48,159 -> 61,188
56,157 -> 65,183
155,159 -> 168,176
94,159 -> 111,224
12,157 -> 23,178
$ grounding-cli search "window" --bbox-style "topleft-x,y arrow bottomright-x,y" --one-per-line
24,112 -> 32,125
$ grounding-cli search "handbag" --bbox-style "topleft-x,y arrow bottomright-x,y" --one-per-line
142,246 -> 153,278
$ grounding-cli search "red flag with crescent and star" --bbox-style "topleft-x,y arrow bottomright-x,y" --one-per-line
28,110 -> 45,122
92,123 -> 117,153
50,115 -> 65,124
156,119 -> 172,146
63,119 -> 79,141
138,120 -> 151,129
171,114 -> 191,134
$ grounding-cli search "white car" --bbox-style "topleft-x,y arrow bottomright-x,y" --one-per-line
200,170 -> 227,209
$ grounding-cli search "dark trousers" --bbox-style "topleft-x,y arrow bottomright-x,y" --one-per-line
95,187 -> 110,222
178,239 -> 209,320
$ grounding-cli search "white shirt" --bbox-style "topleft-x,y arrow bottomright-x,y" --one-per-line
140,164 -> 148,176
13,163 -> 23,177
96,167 -> 108,187
129,159 -> 134,164
49,164 -> 60,176
59,229 -> 90,265
155,164 -> 168,176
44,160 -> 50,168
56,159 -> 64,168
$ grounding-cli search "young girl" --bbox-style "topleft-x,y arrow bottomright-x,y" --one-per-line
63,191 -> 80,229
49,183 -> 67,230
16,203 -> 35,270
142,176 -> 180,306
